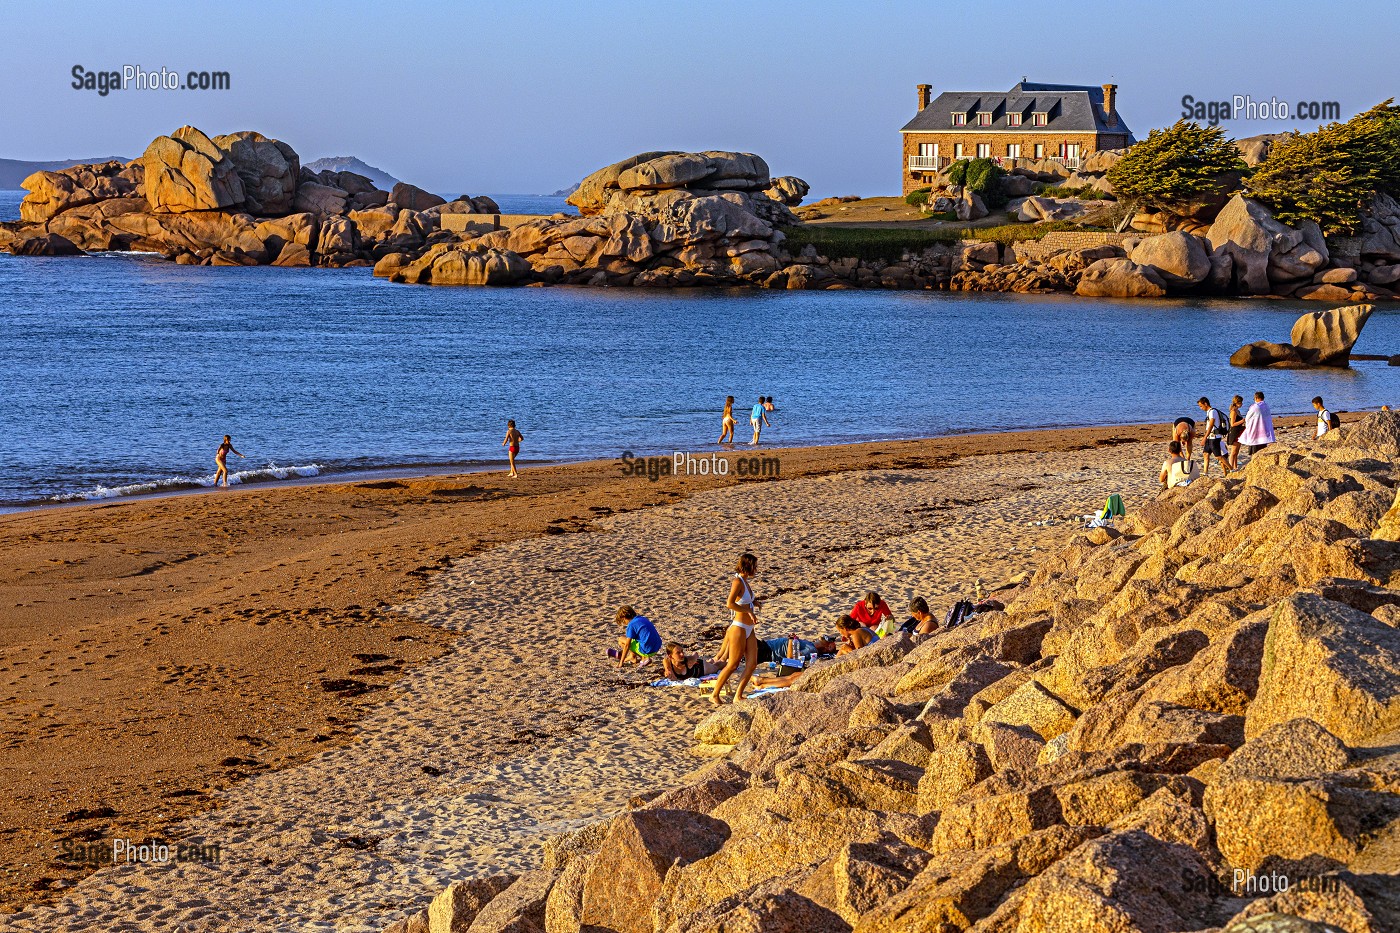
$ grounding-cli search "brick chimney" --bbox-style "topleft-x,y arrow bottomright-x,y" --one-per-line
1101,83 -> 1118,125
917,84 -> 932,112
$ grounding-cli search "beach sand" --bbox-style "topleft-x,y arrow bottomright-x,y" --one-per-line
0,418 -> 1325,926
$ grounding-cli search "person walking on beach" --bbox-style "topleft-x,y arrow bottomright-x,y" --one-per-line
502,420 -> 523,478
215,435 -> 245,488
718,396 -> 736,445
1239,391 -> 1276,458
749,396 -> 769,446
1313,396 -> 1338,439
1197,397 -> 1227,477
1227,395 -> 1246,471
711,552 -> 760,705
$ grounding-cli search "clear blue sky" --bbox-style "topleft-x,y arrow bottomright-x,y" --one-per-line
1,0 -> 1393,197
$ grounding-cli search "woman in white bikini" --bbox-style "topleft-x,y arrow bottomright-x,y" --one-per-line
711,552 -> 760,705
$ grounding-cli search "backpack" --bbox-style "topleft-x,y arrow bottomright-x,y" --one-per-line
1211,409 -> 1228,436
1329,411 -> 1342,431
943,600 -> 975,629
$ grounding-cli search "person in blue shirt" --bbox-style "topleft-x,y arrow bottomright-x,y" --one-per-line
613,605 -> 662,667
749,396 -> 769,446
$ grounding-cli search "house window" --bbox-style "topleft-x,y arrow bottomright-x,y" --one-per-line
976,143 -> 990,158
1007,143 -> 1021,159
977,112 -> 992,126
1032,112 -> 1047,126
918,143 -> 936,157
1007,112 -> 1022,127
952,112 -> 966,126
953,143 -> 965,159
1034,143 -> 1045,158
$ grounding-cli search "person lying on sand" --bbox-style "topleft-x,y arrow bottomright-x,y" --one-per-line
662,643 -> 722,681
612,605 -> 662,667
836,614 -> 879,654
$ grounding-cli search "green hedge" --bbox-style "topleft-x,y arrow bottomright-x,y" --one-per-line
904,187 -> 931,207
779,221 -> 1095,262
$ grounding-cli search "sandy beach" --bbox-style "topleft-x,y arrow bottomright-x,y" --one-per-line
0,417 -> 1333,927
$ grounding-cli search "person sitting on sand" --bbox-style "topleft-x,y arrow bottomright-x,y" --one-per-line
613,605 -> 662,667
662,643 -> 722,681
850,591 -> 895,636
1172,416 -> 1196,463
215,435 -> 245,488
836,614 -> 878,654
903,596 -> 938,635
502,420 -> 524,478
711,552 -> 761,705
1159,440 -> 1199,489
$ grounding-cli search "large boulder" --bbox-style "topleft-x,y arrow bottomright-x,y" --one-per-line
1208,195 -> 1327,293
391,182 -> 446,212
1018,196 -> 1095,223
424,874 -> 517,933
763,175 -> 810,206
1229,341 -> 1306,368
1289,304 -> 1373,367
618,153 -> 715,191
1359,192 -> 1400,262
1235,133 -> 1291,167
1129,231 -> 1211,288
292,181 -> 349,216
1075,258 -> 1168,298
19,160 -> 143,223
7,231 -> 84,256
394,246 -> 532,286
568,151 -> 682,215
212,131 -> 300,215
142,125 -> 246,213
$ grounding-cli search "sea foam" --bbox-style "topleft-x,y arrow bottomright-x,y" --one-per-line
50,463 -> 324,502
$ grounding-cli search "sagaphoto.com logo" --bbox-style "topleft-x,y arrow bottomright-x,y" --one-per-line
72,65 -> 231,97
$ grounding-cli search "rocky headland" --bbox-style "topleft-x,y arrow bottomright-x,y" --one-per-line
384,413 -> 1400,933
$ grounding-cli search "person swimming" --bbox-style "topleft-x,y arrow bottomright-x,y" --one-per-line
215,435 -> 245,488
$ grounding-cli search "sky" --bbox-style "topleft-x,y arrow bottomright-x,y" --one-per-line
1,0 -> 1395,198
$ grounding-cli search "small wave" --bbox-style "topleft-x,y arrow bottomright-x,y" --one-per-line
49,463 -> 323,502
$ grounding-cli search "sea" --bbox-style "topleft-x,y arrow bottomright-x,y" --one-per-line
5,188 -> 1400,510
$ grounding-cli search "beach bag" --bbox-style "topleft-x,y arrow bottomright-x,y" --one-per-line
943,600 -> 975,629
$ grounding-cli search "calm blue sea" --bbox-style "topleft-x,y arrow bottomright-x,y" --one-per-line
4,188 -> 1400,508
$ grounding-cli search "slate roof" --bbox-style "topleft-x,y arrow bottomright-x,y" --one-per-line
902,81 -> 1134,139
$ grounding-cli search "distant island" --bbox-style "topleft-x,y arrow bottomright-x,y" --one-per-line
549,182 -> 580,197
0,156 -> 130,189
303,156 -> 400,191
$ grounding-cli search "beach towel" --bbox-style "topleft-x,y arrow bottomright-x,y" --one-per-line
648,674 -> 719,688
745,686 -> 789,698
1239,401 -> 1276,447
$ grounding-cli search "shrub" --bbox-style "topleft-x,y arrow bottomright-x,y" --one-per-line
1106,121 -> 1243,214
778,220 -> 1099,261
1249,99 -> 1400,235
1036,184 -> 1112,200
947,160 -> 969,187
963,158 -> 1008,208
904,187 -> 931,208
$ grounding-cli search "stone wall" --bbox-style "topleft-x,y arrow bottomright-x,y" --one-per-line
1009,231 -> 1137,262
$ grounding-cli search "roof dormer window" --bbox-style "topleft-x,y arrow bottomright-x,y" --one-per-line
977,112 -> 992,126
951,112 -> 966,126
1032,112 -> 1047,126
1007,112 -> 1022,127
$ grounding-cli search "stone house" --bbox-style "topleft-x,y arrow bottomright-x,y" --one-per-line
901,80 -> 1134,194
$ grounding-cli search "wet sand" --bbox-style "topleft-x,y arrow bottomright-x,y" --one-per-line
0,418 -> 1322,917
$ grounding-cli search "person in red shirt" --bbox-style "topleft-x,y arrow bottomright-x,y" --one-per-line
849,591 -> 893,634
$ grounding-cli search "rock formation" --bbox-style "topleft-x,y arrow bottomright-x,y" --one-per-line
379,412 -> 1400,933
1231,304 -> 1374,368
142,125 -> 247,213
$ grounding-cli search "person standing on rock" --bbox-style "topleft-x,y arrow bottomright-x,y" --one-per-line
502,420 -> 523,478
718,396 -> 736,445
1227,396 -> 1246,471
749,397 -> 769,446
1240,391 -> 1276,457
215,435 -> 245,487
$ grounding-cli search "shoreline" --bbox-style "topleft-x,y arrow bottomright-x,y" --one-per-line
0,411 -> 1353,517
0,414 -> 1345,916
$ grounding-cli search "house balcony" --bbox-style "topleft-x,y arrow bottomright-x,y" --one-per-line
908,155 -> 943,171
908,154 -> 1082,173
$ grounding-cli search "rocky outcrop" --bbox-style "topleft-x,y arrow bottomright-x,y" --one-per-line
18,160 -> 143,223
1208,195 -> 1328,294
1232,304 -> 1373,368
1075,258 -> 1168,298
212,131 -> 299,215
376,411 -> 1400,933
763,175 -> 810,206
1129,231 -> 1211,287
141,125 -> 247,213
